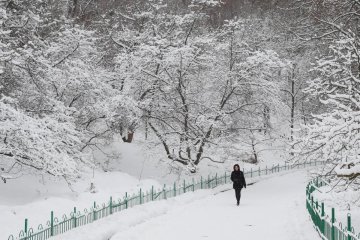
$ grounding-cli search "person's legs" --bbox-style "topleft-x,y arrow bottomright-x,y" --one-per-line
235,188 -> 240,205
238,188 -> 242,204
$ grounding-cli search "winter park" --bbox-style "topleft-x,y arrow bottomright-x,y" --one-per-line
2,0 -> 360,239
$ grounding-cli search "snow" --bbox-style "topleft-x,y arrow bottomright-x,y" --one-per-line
0,171 -> 162,238
49,170 -> 319,240
1,140 -> 288,239
334,160 -> 360,177
94,137 -> 289,184
313,183 -> 360,232
1,0 -> 358,239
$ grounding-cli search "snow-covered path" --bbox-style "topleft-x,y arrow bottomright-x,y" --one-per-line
52,171 -> 319,240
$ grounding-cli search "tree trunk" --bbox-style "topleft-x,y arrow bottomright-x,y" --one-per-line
290,70 -> 295,156
122,131 -> 134,143
251,138 -> 258,164
68,0 -> 78,17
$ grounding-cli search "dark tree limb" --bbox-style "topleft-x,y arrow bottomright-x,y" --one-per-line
53,42 -> 80,67
184,19 -> 196,45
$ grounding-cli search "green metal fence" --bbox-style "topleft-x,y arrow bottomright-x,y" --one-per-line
7,160 -> 324,240
306,177 -> 360,240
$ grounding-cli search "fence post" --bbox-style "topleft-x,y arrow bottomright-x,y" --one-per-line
224,172 -> 227,183
321,203 -> 325,234
24,218 -> 28,239
208,175 -> 210,188
347,214 -> 352,240
110,196 -> 113,215
163,185 -> 167,199
251,168 -> 253,178
151,186 -> 154,201
139,188 -> 142,204
331,208 -> 335,240
201,176 -> 203,189
192,178 -> 195,191
73,207 -> 77,227
125,193 -> 128,209
173,182 -> 176,197
93,201 -> 96,221
259,166 -> 261,176
311,196 -> 314,208
184,179 -> 186,193
50,211 -> 54,236
215,174 -> 218,186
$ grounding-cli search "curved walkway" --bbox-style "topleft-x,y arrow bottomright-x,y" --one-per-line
52,171 -> 319,240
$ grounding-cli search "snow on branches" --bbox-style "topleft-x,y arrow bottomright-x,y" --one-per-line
0,0 -> 112,181
130,17 -> 289,170
0,97 -> 90,179
300,34 -> 360,180
0,0 -> 293,177
335,159 -> 360,180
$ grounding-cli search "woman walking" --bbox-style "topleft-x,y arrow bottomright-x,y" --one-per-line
230,164 -> 246,206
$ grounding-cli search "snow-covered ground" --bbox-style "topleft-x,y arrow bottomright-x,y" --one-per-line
49,170 -> 319,240
1,171 -> 162,238
313,183 -> 360,231
1,141 -> 291,239
95,137 -> 289,183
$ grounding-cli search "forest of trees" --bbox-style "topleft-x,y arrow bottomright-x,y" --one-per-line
1,0 -> 360,190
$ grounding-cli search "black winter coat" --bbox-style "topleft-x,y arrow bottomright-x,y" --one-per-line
231,170 -> 246,189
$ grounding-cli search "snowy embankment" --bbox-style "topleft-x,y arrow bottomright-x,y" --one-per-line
313,183 -> 360,230
0,172 -> 162,238
49,171 -> 319,240
1,143 -> 287,239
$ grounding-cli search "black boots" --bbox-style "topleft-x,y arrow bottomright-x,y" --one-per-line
237,201 -> 239,206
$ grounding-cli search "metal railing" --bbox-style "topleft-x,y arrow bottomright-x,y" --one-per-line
7,160 -> 324,240
307,177 -> 359,240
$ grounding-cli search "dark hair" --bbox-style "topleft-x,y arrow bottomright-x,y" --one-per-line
233,164 -> 240,171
